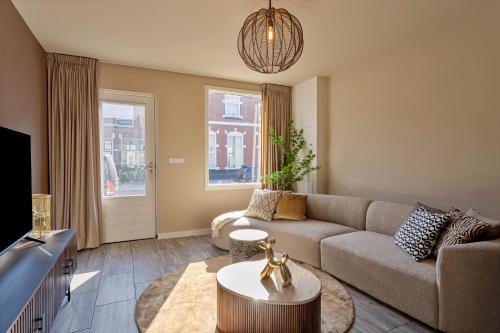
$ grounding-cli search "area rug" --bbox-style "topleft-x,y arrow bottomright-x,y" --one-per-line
135,256 -> 354,333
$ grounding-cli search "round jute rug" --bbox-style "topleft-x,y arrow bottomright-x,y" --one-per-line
135,256 -> 354,333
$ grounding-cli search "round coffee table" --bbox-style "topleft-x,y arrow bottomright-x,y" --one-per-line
216,258 -> 321,332
228,229 -> 268,263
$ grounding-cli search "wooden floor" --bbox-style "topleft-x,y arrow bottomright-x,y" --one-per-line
50,235 -> 438,333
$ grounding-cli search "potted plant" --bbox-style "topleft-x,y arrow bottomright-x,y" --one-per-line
263,121 -> 319,191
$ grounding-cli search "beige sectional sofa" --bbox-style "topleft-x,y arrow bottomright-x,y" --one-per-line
212,194 -> 500,333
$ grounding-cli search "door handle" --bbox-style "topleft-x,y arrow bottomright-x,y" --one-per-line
144,162 -> 154,170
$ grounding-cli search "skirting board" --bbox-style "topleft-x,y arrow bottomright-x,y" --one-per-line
157,228 -> 211,240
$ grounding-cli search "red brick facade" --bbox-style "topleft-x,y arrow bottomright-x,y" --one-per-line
207,90 -> 261,171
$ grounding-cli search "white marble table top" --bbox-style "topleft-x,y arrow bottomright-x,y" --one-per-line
229,229 -> 268,242
216,258 -> 321,305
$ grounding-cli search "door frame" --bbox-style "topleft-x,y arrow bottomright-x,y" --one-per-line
98,88 -> 159,242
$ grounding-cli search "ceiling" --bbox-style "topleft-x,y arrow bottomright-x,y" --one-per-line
13,0 -> 499,85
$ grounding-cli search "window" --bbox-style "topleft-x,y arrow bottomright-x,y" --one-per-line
206,87 -> 262,189
100,101 -> 147,196
223,94 -> 242,118
208,131 -> 217,169
226,132 -> 244,169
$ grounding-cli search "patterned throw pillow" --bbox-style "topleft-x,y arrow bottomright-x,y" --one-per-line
466,208 -> 500,240
394,205 -> 449,261
432,209 -> 490,257
245,189 -> 281,221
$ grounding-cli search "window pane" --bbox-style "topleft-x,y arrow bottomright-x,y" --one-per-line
209,132 -> 217,169
224,95 -> 241,117
102,102 -> 146,196
207,88 -> 261,186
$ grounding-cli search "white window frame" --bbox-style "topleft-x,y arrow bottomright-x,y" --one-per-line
226,131 -> 244,170
205,86 -> 262,191
208,130 -> 218,169
223,94 -> 242,118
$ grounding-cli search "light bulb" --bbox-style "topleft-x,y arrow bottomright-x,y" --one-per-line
267,25 -> 274,42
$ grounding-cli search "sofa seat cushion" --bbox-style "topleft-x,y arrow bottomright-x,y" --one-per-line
321,231 -> 438,328
212,217 -> 357,267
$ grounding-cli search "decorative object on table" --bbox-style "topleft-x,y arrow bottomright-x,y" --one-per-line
258,238 -> 292,287
229,229 -> 269,263
237,0 -> 304,74
394,203 -> 449,261
432,208 -> 490,257
244,188 -> 281,221
263,121 -> 319,191
135,256 -> 354,333
273,192 -> 308,220
31,194 -> 51,239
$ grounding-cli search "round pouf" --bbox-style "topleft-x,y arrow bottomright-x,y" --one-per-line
229,229 -> 268,263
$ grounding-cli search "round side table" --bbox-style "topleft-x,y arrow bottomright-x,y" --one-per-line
229,229 -> 268,263
216,258 -> 322,332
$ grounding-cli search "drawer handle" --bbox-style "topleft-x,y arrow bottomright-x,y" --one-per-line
34,315 -> 44,332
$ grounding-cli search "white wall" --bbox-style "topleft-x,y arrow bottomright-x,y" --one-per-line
292,76 -> 328,193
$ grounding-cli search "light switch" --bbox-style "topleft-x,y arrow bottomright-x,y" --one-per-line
168,156 -> 184,164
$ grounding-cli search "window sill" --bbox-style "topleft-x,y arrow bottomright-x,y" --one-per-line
205,183 -> 261,191
223,115 -> 243,120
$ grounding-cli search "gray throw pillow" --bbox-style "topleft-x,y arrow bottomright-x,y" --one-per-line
394,204 -> 449,261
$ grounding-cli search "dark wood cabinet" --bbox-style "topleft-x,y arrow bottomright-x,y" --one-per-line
0,230 -> 76,333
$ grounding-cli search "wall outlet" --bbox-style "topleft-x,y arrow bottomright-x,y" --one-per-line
168,157 -> 184,164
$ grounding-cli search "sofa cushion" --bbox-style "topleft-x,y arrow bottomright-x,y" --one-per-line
366,201 -> 415,236
321,231 -> 438,328
273,192 -> 308,221
466,208 -> 500,240
394,205 -> 449,261
433,208 -> 490,257
245,189 -> 281,221
212,217 -> 357,267
305,194 -> 372,230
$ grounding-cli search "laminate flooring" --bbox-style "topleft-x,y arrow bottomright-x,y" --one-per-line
50,235 -> 438,333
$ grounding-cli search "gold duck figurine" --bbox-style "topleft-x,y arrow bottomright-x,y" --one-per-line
258,238 -> 292,287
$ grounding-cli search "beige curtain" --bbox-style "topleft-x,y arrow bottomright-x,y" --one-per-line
261,84 -> 292,189
47,53 -> 102,250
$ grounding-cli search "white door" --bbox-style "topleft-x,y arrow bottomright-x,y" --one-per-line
99,90 -> 156,243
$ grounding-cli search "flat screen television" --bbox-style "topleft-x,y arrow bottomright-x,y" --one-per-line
0,126 -> 32,256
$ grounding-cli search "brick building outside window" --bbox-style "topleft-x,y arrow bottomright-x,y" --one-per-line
207,87 -> 262,186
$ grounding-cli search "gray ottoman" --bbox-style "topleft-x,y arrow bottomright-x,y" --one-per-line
229,229 -> 269,263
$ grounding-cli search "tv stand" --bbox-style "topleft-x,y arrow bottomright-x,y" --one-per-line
24,236 -> 46,244
0,229 -> 76,333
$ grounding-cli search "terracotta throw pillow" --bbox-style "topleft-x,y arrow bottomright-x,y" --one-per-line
244,189 -> 281,221
273,192 -> 308,221
432,208 -> 490,257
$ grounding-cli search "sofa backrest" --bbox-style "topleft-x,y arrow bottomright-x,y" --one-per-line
306,194 -> 372,230
366,201 -> 415,236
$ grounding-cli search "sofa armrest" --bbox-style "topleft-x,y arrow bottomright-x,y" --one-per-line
436,239 -> 500,333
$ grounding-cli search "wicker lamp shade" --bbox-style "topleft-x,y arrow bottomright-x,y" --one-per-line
237,0 -> 303,74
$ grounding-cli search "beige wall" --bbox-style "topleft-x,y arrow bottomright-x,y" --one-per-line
0,0 -> 48,193
292,76 -> 328,194
328,7 -> 500,217
327,5 -> 500,218
99,63 -> 259,234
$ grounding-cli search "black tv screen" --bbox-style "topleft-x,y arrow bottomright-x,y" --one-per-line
0,126 -> 32,256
